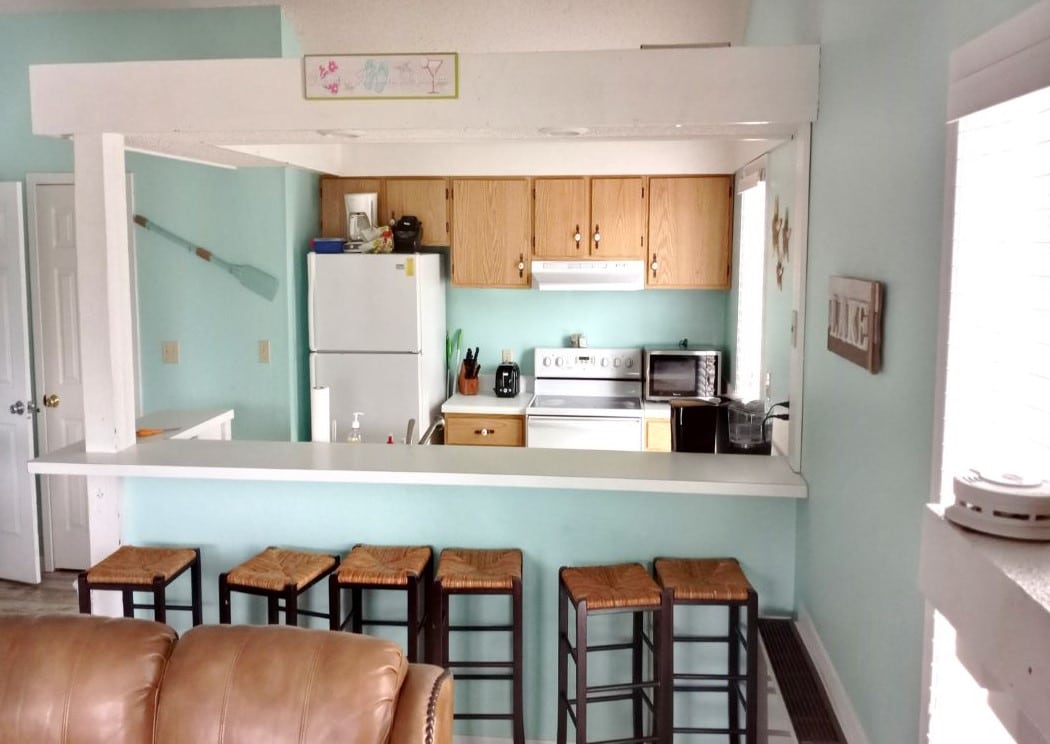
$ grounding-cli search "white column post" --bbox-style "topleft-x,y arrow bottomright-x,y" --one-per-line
73,133 -> 136,614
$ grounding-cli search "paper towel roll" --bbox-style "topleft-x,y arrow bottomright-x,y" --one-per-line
310,386 -> 331,442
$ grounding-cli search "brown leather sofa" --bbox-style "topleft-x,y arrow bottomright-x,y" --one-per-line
0,614 -> 452,744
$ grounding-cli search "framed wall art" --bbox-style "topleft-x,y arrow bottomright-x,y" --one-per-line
304,53 -> 458,100
827,276 -> 884,373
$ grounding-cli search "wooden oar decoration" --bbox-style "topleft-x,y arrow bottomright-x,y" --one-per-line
133,215 -> 278,301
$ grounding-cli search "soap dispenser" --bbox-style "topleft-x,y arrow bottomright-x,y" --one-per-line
347,412 -> 364,444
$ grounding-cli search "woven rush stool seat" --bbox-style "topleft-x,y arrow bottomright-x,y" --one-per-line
219,546 -> 339,626
557,562 -> 672,744
78,545 -> 202,625
329,544 -> 433,662
653,557 -> 758,744
433,548 -> 524,744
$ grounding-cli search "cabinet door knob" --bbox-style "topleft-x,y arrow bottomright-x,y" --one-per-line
574,225 -> 582,246
650,255 -> 659,275
518,254 -> 525,277
593,225 -> 601,248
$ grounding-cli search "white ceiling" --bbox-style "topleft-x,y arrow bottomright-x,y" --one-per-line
0,0 -> 751,53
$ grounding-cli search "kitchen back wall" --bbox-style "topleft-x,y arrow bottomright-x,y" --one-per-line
446,287 -> 728,376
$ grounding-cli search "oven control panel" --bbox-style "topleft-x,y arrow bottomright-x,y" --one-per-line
534,348 -> 642,379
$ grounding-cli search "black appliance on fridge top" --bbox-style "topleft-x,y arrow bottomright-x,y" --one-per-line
393,215 -> 422,252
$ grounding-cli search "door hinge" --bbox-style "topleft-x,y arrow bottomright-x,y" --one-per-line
641,186 -> 645,199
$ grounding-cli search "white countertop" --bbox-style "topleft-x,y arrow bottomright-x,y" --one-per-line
441,390 -> 533,415
28,438 -> 807,498
135,408 -> 234,440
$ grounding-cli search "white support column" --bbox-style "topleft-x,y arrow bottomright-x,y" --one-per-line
73,133 -> 135,617
73,132 -> 136,453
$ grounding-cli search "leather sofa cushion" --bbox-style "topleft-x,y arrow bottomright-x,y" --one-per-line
156,624 -> 409,744
0,614 -> 177,744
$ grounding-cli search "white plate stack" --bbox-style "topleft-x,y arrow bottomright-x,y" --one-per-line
946,469 -> 1050,541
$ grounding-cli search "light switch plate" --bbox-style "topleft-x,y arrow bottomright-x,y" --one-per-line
162,340 -> 179,364
258,340 -> 271,364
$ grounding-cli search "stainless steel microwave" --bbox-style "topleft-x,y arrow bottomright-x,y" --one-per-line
644,348 -> 722,401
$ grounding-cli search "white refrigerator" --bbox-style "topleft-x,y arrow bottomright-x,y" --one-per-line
308,253 -> 446,444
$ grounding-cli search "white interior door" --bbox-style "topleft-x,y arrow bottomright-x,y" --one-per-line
29,179 -> 89,570
0,182 -> 42,584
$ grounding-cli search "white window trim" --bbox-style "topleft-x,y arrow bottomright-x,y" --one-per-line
922,3 -> 1050,742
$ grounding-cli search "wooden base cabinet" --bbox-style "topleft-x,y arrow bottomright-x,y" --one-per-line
445,414 -> 525,446
451,178 -> 531,287
644,418 -> 671,452
646,175 -> 733,289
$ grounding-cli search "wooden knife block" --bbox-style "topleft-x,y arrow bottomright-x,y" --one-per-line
457,364 -> 479,395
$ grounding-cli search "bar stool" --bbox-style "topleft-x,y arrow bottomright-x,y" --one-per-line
557,562 -> 672,744
433,548 -> 524,744
328,544 -> 433,662
653,557 -> 758,744
77,545 -> 202,625
219,546 -> 338,626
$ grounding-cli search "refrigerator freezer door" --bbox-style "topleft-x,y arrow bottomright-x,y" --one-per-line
309,253 -> 421,353
311,352 -> 425,444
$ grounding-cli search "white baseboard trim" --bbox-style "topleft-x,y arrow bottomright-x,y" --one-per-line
794,607 -> 871,744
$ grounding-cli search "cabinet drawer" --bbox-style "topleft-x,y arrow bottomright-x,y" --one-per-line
445,414 -> 525,446
644,418 -> 671,452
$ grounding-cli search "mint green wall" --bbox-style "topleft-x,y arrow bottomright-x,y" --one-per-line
447,288 -> 727,375
747,2 -> 1039,742
123,476 -> 797,739
0,8 -> 284,180
0,7 -> 317,440
286,168 -> 320,441
132,156 -> 308,441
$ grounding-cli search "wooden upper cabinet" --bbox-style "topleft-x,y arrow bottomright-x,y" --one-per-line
647,175 -> 733,289
384,178 -> 450,246
451,178 -> 531,288
319,177 -> 383,238
589,177 -> 646,259
533,177 -> 588,258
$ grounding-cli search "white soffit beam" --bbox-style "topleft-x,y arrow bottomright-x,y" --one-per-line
30,47 -> 819,139
223,138 -> 786,177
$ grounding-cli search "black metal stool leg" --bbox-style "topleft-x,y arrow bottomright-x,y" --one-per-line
153,576 -> 167,624
512,577 -> 525,744
406,575 -> 420,663
351,586 -> 363,633
77,573 -> 91,614
328,576 -> 341,631
633,611 -> 644,740
219,573 -> 232,624
557,577 -> 568,744
745,590 -> 758,744
190,549 -> 203,626
122,590 -> 134,618
658,589 -> 673,744
285,585 -> 298,626
575,600 -> 588,744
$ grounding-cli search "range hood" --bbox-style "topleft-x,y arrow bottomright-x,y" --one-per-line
531,260 -> 645,291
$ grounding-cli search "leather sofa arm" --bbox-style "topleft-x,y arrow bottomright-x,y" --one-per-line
390,664 -> 454,744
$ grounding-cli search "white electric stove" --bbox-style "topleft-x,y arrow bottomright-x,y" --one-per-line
526,347 -> 644,451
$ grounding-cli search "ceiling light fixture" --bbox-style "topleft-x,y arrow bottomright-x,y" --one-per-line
538,126 -> 589,137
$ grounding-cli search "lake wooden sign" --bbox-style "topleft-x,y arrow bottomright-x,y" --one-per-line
827,276 -> 884,373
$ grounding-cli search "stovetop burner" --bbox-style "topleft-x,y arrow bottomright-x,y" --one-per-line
531,395 -> 641,411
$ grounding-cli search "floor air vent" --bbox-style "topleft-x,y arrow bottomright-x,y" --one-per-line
759,618 -> 846,744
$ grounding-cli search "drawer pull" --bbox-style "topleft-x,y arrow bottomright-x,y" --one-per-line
474,428 -> 491,436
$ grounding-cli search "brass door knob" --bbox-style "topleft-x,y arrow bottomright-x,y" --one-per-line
43,394 -> 60,408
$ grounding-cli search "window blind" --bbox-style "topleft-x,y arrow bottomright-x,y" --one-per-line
940,84 -> 1050,501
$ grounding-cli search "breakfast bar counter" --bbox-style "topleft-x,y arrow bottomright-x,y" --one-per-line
29,438 -> 807,498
